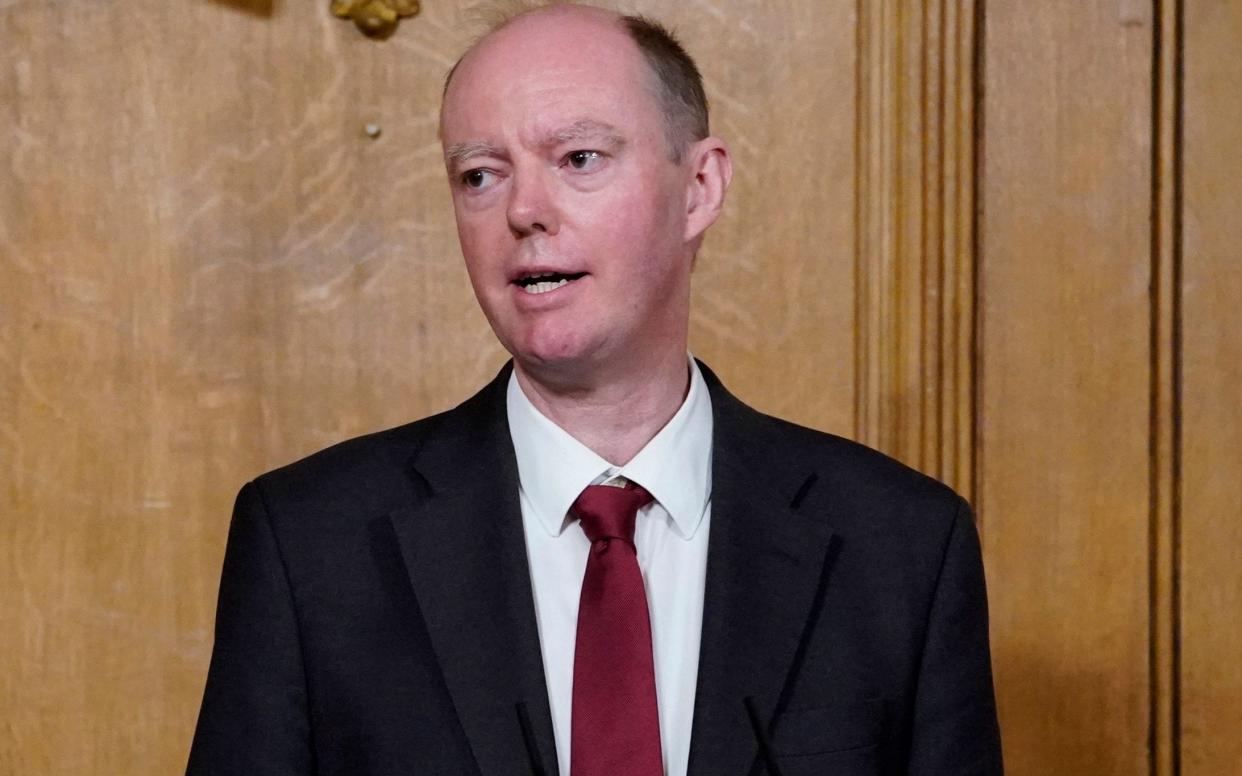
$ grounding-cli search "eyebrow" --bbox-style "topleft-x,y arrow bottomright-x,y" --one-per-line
443,140 -> 506,170
543,119 -> 626,149
443,120 -> 627,170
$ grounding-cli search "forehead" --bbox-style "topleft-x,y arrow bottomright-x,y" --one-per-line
440,9 -> 663,145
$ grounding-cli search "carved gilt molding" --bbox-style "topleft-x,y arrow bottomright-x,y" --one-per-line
331,0 -> 420,38
854,0 -> 977,498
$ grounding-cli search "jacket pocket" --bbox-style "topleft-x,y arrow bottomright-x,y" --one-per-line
771,697 -> 883,756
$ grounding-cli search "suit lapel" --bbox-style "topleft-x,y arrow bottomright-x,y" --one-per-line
383,361 -> 834,776
388,365 -> 558,776
688,364 -> 837,776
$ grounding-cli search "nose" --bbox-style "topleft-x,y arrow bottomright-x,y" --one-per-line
506,166 -> 560,237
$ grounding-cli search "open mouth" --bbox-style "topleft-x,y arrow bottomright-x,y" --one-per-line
514,271 -> 587,295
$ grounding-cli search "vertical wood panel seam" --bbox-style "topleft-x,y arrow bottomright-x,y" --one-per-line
940,0 -> 953,493
1171,0 -> 1184,766
891,0 -> 904,457
934,0 -> 946,479
970,0 -> 985,516
929,0 -> 938,472
1148,1 -> 1165,767
947,0 -> 976,507
959,0 -> 977,510
1148,0 -> 1184,772
852,0 -> 867,445
919,0 -> 932,471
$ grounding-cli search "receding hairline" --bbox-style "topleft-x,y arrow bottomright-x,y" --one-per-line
440,2 -> 708,158
442,3 -> 629,100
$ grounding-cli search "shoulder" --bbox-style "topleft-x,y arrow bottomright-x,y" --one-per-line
700,360 -> 967,540
246,363 -> 512,523
248,414 -> 439,519
771,414 -> 961,514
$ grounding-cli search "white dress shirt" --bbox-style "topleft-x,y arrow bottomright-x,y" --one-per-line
506,356 -> 713,776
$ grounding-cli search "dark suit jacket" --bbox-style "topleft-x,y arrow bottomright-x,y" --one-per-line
187,361 -> 1002,775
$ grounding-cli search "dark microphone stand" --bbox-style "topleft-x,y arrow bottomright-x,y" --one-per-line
745,696 -> 785,776
517,696 -> 785,776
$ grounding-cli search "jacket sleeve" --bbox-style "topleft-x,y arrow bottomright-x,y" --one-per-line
186,481 -> 315,775
906,498 -> 1004,774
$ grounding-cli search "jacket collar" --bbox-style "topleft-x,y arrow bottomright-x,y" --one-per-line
388,360 -> 834,776
505,355 -> 714,541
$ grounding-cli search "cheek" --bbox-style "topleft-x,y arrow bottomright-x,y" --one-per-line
578,184 -> 681,267
455,214 -> 508,282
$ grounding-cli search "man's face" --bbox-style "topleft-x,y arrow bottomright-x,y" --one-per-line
440,9 -> 696,380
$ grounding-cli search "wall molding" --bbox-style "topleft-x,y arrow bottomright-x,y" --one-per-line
853,0 -> 978,501
1149,0 -> 1184,773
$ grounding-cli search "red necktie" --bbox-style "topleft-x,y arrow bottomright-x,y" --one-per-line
570,482 -> 663,776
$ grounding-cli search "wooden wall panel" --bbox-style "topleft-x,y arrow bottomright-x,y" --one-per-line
855,0 -> 976,498
681,0 -> 858,434
0,3 -> 487,773
979,2 -> 1155,773
1181,1 -> 1242,771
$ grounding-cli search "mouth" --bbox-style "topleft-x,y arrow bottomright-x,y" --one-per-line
512,271 -> 588,295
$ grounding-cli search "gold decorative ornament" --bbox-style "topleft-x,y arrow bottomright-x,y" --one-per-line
331,0 -> 420,39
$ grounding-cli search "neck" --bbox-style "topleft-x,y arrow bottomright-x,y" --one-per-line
513,347 -> 690,466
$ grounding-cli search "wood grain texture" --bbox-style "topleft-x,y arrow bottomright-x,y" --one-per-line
0,2 -> 488,773
677,0 -> 858,435
854,0 -> 976,498
1149,1 -> 1181,772
979,2 -> 1155,773
1181,1 -> 1242,771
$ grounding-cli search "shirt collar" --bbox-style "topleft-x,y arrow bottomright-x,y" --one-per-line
506,355 -> 714,540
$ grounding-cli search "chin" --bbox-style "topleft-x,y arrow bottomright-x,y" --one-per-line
509,333 -> 601,375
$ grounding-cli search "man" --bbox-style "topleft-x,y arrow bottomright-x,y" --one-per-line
187,3 -> 1003,775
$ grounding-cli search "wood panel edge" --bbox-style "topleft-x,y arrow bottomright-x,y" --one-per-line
1149,0 -> 1183,773
854,0 -> 977,502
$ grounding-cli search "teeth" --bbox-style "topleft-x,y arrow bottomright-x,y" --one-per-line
522,278 -> 571,294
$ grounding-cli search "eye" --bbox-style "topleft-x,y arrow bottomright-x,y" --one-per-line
460,168 -> 497,190
564,150 -> 603,171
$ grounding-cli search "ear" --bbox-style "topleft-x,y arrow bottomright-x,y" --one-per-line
683,137 -> 733,243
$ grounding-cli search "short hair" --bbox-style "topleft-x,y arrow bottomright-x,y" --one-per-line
443,2 -> 710,160
620,13 -> 710,159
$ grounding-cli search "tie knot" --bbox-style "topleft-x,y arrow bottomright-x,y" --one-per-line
571,482 -> 653,544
